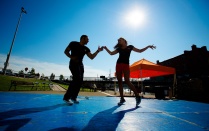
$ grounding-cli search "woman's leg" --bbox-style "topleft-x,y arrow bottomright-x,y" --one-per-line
116,71 -> 124,99
123,70 -> 139,97
124,70 -> 141,106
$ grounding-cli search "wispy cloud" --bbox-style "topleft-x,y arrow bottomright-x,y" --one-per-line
0,54 -> 108,77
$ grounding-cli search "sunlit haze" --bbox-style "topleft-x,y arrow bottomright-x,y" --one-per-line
124,5 -> 147,28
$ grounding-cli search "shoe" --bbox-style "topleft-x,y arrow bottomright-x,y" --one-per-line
63,99 -> 73,105
136,96 -> 141,106
71,98 -> 79,104
118,98 -> 126,105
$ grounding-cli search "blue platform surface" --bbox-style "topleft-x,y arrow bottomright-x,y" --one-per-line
0,92 -> 209,131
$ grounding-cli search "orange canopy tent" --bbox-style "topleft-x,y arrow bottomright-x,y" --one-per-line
130,59 -> 175,78
129,59 -> 176,96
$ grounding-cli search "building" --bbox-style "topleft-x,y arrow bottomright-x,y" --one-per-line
157,45 -> 209,78
156,45 -> 209,102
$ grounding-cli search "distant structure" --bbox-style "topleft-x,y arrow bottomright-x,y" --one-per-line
157,44 -> 209,79
156,45 -> 209,102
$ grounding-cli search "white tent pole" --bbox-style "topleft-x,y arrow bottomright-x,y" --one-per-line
173,74 -> 177,97
169,73 -> 176,99
137,67 -> 140,88
140,68 -> 144,96
114,77 -> 117,95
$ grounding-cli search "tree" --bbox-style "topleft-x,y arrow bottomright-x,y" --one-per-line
18,70 -> 24,77
50,73 -> 55,80
27,68 -> 35,75
59,74 -> 64,81
19,70 -> 24,74
30,68 -> 35,74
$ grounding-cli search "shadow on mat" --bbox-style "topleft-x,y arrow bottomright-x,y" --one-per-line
48,106 -> 139,131
0,103 -> 66,130
82,105 -> 139,130
0,118 -> 31,131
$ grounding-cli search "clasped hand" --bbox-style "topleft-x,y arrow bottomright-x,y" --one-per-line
149,45 -> 156,49
98,46 -> 104,52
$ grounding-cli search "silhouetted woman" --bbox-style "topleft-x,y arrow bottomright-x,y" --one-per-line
103,37 -> 156,106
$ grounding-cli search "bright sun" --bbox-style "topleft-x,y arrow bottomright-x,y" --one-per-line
124,7 -> 146,28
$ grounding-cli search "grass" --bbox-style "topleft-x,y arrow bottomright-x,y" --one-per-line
0,75 -> 94,92
58,83 -> 94,92
0,75 -> 53,91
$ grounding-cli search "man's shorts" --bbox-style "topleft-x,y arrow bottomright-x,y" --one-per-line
116,63 -> 130,72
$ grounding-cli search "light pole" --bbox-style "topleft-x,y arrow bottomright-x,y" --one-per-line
3,7 -> 27,75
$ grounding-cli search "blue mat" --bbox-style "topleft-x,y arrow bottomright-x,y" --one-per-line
0,92 -> 209,131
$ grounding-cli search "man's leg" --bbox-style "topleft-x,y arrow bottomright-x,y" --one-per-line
63,64 -> 74,103
63,81 -> 73,100
72,64 -> 84,100
63,64 -> 79,100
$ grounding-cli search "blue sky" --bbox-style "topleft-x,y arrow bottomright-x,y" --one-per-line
0,0 -> 209,78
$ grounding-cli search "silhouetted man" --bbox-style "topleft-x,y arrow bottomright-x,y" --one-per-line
63,35 -> 103,105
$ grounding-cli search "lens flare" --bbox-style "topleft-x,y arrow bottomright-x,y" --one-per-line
124,6 -> 146,28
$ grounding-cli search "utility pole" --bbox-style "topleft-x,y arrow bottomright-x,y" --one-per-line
3,7 -> 27,75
